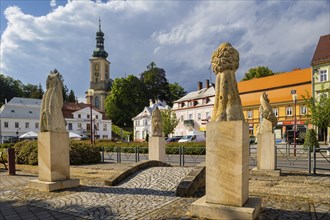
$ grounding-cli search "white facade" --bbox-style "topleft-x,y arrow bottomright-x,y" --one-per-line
65,107 -> 112,140
0,97 -> 112,143
172,83 -> 214,136
132,100 -> 169,141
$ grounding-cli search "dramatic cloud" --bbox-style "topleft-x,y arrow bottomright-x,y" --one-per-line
1,0 -> 329,101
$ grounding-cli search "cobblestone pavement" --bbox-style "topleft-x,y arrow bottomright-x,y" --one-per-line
1,166 -> 330,220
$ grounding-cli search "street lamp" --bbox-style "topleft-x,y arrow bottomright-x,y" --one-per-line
87,89 -> 94,144
292,93 -> 298,157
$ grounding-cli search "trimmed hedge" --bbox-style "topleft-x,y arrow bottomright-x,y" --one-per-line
6,140 -> 101,165
69,140 -> 101,165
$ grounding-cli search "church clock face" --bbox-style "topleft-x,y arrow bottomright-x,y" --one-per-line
95,72 -> 99,77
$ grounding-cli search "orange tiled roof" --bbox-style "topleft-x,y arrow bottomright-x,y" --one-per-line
241,83 -> 311,107
238,68 -> 311,94
311,34 -> 330,66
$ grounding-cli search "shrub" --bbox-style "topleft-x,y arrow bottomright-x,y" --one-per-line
69,140 -> 101,165
304,129 -> 319,150
15,140 -> 38,165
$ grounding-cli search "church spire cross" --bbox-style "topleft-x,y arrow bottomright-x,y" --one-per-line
99,17 -> 101,31
92,17 -> 108,58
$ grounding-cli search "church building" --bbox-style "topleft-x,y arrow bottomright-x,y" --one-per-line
86,19 -> 113,112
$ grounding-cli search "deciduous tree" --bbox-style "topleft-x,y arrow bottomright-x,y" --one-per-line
241,66 -> 274,81
161,108 -> 179,137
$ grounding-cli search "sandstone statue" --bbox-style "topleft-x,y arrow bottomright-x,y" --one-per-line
151,107 -> 163,137
258,92 -> 277,134
211,42 -> 244,122
40,69 -> 66,132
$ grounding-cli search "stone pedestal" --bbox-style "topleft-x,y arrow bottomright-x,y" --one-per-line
29,132 -> 79,191
148,136 -> 165,162
191,121 -> 261,219
251,133 -> 281,176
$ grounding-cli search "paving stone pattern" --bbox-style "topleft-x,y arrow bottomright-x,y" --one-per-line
29,167 -> 192,219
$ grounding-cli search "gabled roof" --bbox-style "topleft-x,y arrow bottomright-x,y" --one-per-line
62,102 -> 105,119
311,34 -> 330,66
132,101 -> 169,120
175,86 -> 215,103
0,97 -> 41,119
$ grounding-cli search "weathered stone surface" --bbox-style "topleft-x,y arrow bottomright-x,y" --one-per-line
191,196 -> 261,220
211,43 -> 244,122
37,132 -> 70,182
148,136 -> 166,162
29,178 -> 79,192
257,133 -> 276,170
176,163 -> 205,197
205,121 -> 249,207
40,70 -> 66,132
151,107 -> 163,137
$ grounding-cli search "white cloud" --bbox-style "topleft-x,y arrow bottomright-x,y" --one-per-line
0,0 -> 329,100
50,0 -> 57,9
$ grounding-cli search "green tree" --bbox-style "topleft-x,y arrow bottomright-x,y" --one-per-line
0,74 -> 24,106
303,129 -> 319,150
161,108 -> 179,137
67,90 -> 76,102
241,66 -> 274,81
168,82 -> 186,107
105,75 -> 149,127
303,86 -> 330,144
140,62 -> 170,103
22,83 -> 43,99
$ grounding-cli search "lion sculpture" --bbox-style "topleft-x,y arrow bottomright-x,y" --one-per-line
258,92 -> 277,134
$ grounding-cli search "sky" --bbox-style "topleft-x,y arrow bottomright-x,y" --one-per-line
1,0 -> 329,102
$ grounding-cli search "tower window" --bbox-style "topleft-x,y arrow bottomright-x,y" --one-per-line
95,96 -> 100,109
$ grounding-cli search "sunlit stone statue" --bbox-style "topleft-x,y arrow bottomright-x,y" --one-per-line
29,69 -> 79,192
40,69 -> 66,132
191,43 -> 261,220
151,107 -> 163,137
211,42 -> 244,122
258,92 -> 277,134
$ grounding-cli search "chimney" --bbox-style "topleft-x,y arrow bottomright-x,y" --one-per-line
198,81 -> 203,90
205,79 -> 210,89
292,68 -> 301,71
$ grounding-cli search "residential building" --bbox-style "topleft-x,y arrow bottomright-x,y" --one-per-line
132,100 -> 169,141
311,34 -> 330,142
0,98 -> 112,143
86,19 -> 113,112
172,69 -> 312,141
173,80 -> 214,136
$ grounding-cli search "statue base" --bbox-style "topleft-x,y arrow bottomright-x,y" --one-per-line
251,167 -> 281,177
148,136 -> 165,162
191,196 -> 261,220
257,133 -> 276,170
29,178 -> 80,192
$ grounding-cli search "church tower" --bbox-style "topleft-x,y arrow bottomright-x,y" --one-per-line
87,18 -> 112,112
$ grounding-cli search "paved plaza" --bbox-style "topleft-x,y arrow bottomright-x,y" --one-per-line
1,164 -> 330,220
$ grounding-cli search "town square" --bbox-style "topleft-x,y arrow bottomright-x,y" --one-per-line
0,1 -> 329,219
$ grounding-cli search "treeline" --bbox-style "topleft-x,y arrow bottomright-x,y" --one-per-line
105,62 -> 187,127
0,73 -> 76,107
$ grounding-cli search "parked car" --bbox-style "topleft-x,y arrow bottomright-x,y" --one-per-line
249,135 -> 256,144
178,131 -> 206,143
166,136 -> 183,143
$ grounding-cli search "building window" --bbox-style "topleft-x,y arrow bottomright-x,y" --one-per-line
188,101 -> 194,107
35,123 -> 39,129
15,122 -> 19,128
103,124 -> 107,131
180,102 -> 185,108
68,123 -> 73,130
95,115 -> 99,119
188,114 -> 193,119
78,123 -> 82,128
286,106 -> 293,116
95,96 -> 100,109
319,69 -> 328,82
78,114 -> 81,118
25,122 -> 29,129
87,114 -> 90,119
273,108 -> 278,117
180,115 -> 184,121
202,98 -> 209,104
206,112 -> 210,119
197,113 -> 201,120
4,122 -> 9,128
247,110 -> 253,119
300,106 -> 307,115
103,135 -> 108,139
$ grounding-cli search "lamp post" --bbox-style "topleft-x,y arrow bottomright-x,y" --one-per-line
87,89 -> 94,144
292,93 -> 298,157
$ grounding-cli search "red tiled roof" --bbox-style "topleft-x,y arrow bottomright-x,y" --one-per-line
311,34 -> 330,66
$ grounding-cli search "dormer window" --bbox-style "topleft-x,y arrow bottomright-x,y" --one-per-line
11,110 -> 15,113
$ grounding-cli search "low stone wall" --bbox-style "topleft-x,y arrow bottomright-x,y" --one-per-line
176,162 -> 205,197
104,160 -> 171,186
